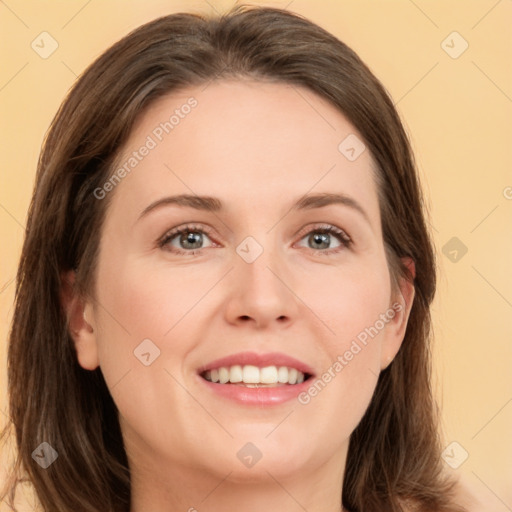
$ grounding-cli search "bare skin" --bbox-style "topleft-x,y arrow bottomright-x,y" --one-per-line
67,80 -> 415,512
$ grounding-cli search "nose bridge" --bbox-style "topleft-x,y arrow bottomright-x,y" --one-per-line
236,233 -> 286,295
226,232 -> 297,327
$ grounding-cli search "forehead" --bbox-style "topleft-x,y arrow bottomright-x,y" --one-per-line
109,79 -> 380,225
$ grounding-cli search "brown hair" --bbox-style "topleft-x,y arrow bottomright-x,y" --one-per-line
1,5 -> 464,512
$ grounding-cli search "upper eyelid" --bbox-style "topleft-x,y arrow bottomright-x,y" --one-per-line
158,224 -> 215,247
295,224 -> 351,241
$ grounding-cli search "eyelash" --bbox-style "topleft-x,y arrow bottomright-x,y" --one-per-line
157,223 -> 352,256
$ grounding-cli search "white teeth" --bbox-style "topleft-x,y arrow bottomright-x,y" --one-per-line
203,365 -> 307,385
243,365 -> 260,384
229,365 -> 243,383
260,366 -> 278,384
277,366 -> 288,383
218,367 -> 230,384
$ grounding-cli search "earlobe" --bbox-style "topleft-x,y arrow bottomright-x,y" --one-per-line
380,257 -> 416,370
60,270 -> 100,371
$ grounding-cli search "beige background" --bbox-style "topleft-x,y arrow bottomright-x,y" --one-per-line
1,0 -> 511,510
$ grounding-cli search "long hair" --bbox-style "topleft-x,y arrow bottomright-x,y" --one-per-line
1,5 -> 463,511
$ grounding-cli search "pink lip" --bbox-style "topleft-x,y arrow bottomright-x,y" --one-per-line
198,377 -> 312,405
197,351 -> 315,375
196,351 -> 315,406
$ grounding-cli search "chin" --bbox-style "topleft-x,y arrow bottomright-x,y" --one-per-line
196,435 -> 317,482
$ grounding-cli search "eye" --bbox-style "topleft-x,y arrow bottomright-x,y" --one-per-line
158,224 -> 216,255
158,223 -> 352,257
295,224 -> 352,255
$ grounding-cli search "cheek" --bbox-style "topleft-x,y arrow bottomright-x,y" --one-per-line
94,256 -> 211,346
90,253 -> 231,419
299,257 -> 392,347
89,258 -> 181,395
93,245 -> 392,377
295,258 -> 391,416
90,259 -> 208,454
88,240 -> 393,471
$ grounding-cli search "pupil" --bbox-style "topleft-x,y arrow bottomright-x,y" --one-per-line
311,233 -> 329,249
182,232 -> 202,249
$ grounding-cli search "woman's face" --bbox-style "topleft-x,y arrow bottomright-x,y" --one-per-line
75,80 -> 413,484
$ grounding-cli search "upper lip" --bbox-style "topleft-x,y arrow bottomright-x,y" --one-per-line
198,351 -> 315,376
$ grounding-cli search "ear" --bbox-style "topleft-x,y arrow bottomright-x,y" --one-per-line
380,257 -> 416,370
60,270 -> 99,370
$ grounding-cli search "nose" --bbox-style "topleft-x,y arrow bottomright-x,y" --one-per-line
223,241 -> 299,330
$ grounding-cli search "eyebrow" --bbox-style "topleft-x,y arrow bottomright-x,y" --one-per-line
138,192 -> 371,224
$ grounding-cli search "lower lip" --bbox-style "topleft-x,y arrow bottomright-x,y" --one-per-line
198,376 -> 312,405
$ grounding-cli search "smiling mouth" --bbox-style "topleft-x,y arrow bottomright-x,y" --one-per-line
201,364 -> 313,387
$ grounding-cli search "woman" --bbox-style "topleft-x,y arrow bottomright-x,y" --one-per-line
1,5 -> 471,511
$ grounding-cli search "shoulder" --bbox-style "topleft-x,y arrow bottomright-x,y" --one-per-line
449,472 -> 489,512
397,473 -> 488,512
